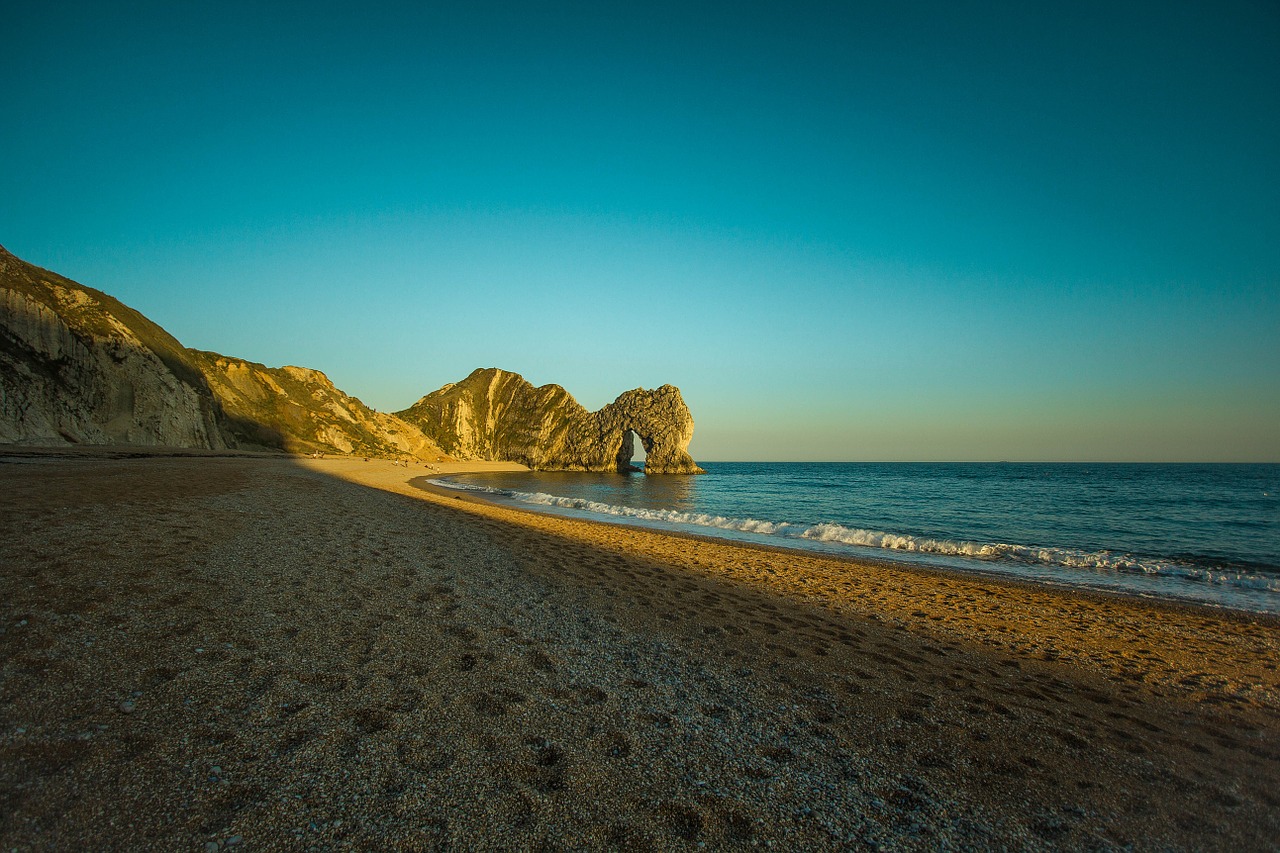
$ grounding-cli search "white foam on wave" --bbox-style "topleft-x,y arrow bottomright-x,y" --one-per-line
425,479 -> 1280,593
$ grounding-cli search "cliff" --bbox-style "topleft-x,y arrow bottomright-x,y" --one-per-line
190,351 -> 448,460
0,245 -> 229,448
1,247 -> 702,471
397,368 -> 704,474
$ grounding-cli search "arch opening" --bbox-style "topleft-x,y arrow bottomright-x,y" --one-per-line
615,428 -> 648,473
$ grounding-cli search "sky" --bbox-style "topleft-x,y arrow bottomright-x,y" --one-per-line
2,0 -> 1277,461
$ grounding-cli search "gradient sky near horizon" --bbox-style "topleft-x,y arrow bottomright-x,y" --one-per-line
3,1 -> 1277,461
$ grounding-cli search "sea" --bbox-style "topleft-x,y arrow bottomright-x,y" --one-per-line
428,462 -> 1280,615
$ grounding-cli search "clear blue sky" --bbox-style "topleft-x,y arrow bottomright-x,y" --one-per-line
3,1 -> 1277,461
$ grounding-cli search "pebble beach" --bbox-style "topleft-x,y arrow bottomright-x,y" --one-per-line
1,451 -> 1278,850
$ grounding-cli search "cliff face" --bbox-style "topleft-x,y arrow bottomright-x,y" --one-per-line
599,385 -> 705,474
397,368 -> 704,474
0,246 -> 228,448
1,247 -> 703,470
189,351 -> 449,460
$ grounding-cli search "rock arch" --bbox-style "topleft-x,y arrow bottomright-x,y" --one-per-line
399,369 -> 705,474
597,385 -> 704,474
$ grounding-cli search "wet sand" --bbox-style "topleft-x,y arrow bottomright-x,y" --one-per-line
1,452 -> 1277,850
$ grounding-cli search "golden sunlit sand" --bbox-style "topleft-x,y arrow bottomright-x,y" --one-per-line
2,450 -> 1277,849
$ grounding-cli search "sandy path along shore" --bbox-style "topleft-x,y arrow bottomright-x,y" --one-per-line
1,453 -> 1277,850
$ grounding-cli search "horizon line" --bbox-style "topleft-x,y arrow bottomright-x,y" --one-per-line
687,459 -> 1280,466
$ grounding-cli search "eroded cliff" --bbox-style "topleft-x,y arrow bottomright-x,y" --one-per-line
397,368 -> 704,474
190,351 -> 449,460
1,247 -> 703,470
0,245 -> 228,448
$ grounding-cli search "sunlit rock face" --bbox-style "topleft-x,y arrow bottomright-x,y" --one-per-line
398,368 -> 705,474
597,385 -> 704,474
0,245 -> 450,458
0,245 -> 228,448
0,246 -> 702,470
187,353 -> 450,459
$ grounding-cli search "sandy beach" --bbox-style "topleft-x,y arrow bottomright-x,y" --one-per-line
1,451 -> 1277,850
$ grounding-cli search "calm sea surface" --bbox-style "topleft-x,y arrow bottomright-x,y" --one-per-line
433,463 -> 1280,614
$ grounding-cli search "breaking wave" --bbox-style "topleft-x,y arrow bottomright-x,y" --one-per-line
427,479 -> 1280,594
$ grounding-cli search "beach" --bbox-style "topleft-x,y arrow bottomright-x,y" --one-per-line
1,452 -> 1277,850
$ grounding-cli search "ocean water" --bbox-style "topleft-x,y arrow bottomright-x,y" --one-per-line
431,462 -> 1280,615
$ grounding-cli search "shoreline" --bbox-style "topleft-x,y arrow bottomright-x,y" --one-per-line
417,470 -> 1280,626
316,458 -> 1278,710
2,451 -> 1278,848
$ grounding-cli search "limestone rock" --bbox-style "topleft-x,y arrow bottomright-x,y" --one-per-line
398,368 -> 704,474
189,350 -> 449,460
0,245 -> 228,448
599,385 -> 705,474
1,247 -> 703,470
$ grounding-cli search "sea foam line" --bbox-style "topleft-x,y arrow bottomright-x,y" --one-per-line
426,479 -> 1280,592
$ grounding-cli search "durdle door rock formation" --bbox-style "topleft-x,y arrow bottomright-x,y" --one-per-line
0,245 -> 228,448
0,246 -> 704,472
397,368 -> 705,474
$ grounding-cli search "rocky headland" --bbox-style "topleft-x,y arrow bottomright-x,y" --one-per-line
0,245 -> 704,472
397,368 -> 704,474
